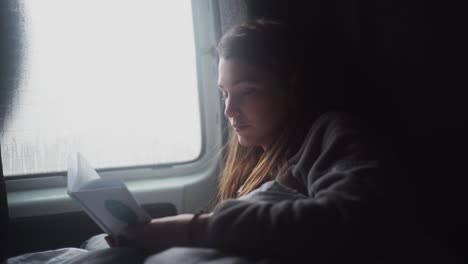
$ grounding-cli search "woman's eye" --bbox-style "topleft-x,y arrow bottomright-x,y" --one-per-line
220,92 -> 228,100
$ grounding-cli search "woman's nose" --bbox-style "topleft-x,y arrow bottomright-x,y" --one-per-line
224,96 -> 239,119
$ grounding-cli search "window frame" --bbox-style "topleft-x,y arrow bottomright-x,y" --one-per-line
5,0 -> 223,218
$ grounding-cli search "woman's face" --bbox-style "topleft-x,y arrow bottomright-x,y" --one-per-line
218,58 -> 289,150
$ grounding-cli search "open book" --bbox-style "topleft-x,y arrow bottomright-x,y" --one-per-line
67,152 -> 151,237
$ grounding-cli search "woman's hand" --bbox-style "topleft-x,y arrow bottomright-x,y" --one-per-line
106,213 -> 211,253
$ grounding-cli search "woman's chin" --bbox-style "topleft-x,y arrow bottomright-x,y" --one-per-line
237,136 -> 258,147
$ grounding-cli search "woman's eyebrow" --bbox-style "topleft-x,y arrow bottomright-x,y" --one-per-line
233,71 -> 260,85
218,79 -> 257,90
233,79 -> 257,86
218,70 -> 261,90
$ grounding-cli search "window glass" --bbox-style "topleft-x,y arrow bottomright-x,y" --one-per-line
1,0 -> 201,176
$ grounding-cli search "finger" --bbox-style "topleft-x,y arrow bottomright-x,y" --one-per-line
119,224 -> 150,248
116,235 -> 133,247
120,223 -> 145,241
104,235 -> 117,247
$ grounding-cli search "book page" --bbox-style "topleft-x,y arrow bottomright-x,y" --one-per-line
67,152 -> 101,192
80,177 -> 125,191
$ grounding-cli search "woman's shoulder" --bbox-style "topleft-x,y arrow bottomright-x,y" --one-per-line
305,110 -> 371,142
311,110 -> 367,131
287,110 -> 376,160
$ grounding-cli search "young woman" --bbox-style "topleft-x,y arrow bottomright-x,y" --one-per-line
6,19 -> 400,264
110,19 -> 401,263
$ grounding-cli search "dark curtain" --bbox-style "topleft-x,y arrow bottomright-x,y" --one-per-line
1,0 -> 22,260
244,0 -> 468,260
0,152 -> 8,261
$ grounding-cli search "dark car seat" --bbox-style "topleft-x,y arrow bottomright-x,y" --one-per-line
0,152 -> 9,261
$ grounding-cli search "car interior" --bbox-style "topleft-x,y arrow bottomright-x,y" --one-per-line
1,0 -> 467,263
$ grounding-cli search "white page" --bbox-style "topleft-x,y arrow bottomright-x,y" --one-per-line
78,177 -> 126,191
67,152 -> 101,192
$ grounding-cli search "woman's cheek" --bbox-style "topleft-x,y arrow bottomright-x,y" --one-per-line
255,100 -> 280,130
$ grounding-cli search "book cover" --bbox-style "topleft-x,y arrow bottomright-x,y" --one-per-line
67,152 -> 151,237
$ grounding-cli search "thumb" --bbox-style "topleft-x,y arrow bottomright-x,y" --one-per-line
119,223 -> 148,244
104,235 -> 117,247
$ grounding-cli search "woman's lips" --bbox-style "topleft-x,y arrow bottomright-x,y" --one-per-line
232,124 -> 250,131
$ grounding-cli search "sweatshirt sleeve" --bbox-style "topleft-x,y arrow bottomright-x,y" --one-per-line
205,112 -> 400,261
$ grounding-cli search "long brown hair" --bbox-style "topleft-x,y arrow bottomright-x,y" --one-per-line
216,19 -> 313,202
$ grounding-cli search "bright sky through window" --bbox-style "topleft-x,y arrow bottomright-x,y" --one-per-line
1,0 -> 201,176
